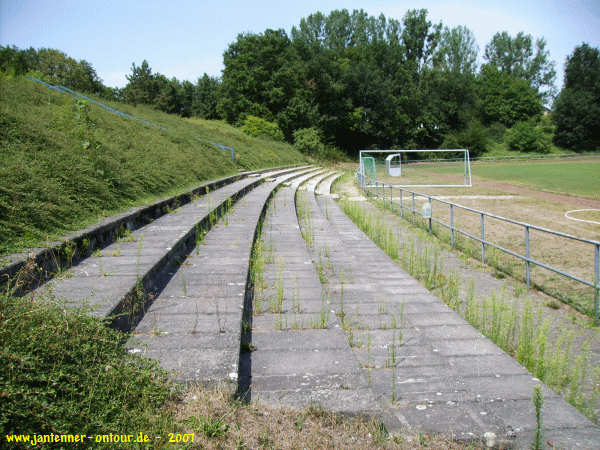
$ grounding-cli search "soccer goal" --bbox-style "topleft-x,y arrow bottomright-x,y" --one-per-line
358,149 -> 472,188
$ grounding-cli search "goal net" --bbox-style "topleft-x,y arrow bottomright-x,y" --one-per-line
358,149 -> 472,188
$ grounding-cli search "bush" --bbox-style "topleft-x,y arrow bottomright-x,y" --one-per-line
0,295 -> 177,439
241,115 -> 284,141
487,122 -> 507,144
440,120 -> 488,157
507,120 -> 551,153
293,127 -> 324,155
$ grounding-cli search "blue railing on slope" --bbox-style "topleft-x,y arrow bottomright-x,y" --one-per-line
26,77 -> 235,162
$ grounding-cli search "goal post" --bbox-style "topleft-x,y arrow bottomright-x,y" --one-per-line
358,149 -> 472,188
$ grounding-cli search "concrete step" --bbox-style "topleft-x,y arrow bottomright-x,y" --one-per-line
34,166 -> 312,331
248,169 -> 381,417
126,168 -> 320,384
2,165 -> 303,294
298,172 -> 600,446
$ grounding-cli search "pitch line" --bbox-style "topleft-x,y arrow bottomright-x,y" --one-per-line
564,209 -> 600,225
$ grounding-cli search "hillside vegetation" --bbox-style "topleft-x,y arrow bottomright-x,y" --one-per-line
0,75 -> 306,256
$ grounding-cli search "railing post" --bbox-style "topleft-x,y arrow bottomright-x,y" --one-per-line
428,197 -> 432,234
412,192 -> 416,224
382,182 -> 386,209
450,204 -> 455,248
400,190 -> 403,217
525,226 -> 531,288
390,185 -> 393,210
480,213 -> 485,264
595,243 -> 599,324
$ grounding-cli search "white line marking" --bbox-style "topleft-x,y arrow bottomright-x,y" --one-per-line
564,209 -> 600,225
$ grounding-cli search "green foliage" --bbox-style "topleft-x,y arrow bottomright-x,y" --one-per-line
484,31 -> 556,102
219,29 -> 298,125
0,294 -> 176,438
553,43 -> 600,151
440,120 -> 488,156
532,385 -> 544,450
241,115 -> 285,141
0,76 -> 305,255
293,127 -> 324,155
0,45 -> 104,94
193,74 -> 221,119
478,64 -> 543,126
506,120 -> 551,153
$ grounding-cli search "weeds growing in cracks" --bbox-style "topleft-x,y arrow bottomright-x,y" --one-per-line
339,197 -> 600,423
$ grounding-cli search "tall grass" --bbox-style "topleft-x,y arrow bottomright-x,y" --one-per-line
0,294 -> 177,443
0,75 -> 306,256
339,198 -> 600,423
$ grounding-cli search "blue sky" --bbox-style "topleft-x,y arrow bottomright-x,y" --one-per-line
1,0 -> 599,92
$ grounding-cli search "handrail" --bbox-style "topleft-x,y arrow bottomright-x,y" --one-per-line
356,171 -> 600,322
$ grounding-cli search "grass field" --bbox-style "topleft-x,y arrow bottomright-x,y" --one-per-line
431,159 -> 600,199
361,158 -> 600,317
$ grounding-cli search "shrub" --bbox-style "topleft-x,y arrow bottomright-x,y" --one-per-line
440,120 -> 488,157
293,127 -> 324,155
507,120 -> 551,153
487,122 -> 507,144
241,115 -> 284,141
0,295 -> 177,438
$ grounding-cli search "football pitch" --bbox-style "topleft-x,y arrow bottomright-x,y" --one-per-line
429,158 -> 600,199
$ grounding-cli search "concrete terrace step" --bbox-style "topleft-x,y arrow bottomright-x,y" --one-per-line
2,166 -> 301,294
34,166 -> 311,331
248,170 -> 380,415
126,168 -> 319,384
315,171 -> 342,196
304,177 -> 600,446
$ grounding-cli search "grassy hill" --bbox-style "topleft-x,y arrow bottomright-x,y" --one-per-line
0,75 -> 306,256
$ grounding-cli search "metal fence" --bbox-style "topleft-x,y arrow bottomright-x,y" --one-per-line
357,171 -> 600,322
27,77 -> 235,162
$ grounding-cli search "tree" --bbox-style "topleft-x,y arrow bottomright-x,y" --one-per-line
0,46 -> 104,93
484,31 -> 556,102
553,43 -> 600,150
218,29 -> 300,124
434,25 -> 478,74
192,74 -> 221,119
478,64 -> 543,126
401,9 -> 442,73
123,60 -> 159,105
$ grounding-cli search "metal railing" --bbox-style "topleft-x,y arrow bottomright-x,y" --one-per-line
27,77 -> 235,162
357,171 -> 600,322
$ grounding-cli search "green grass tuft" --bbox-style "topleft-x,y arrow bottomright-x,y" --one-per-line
0,294 -> 178,441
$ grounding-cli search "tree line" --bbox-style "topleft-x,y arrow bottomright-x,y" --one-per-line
1,8 -> 598,155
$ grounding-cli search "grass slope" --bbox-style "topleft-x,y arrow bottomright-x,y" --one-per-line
0,75 -> 306,256
430,159 -> 600,199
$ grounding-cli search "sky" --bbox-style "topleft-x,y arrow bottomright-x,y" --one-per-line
1,0 -> 599,92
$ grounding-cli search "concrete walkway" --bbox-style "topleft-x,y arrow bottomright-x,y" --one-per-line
297,175 -> 600,447
249,170 -> 380,415
127,168 -> 316,383
35,167 -> 306,330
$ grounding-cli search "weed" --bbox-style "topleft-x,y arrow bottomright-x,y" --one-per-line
0,294 -> 176,439
63,240 -> 76,266
545,300 -> 561,310
532,385 -> 544,450
118,227 -> 136,243
181,272 -> 188,297
197,416 -> 230,438
111,245 -> 121,257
